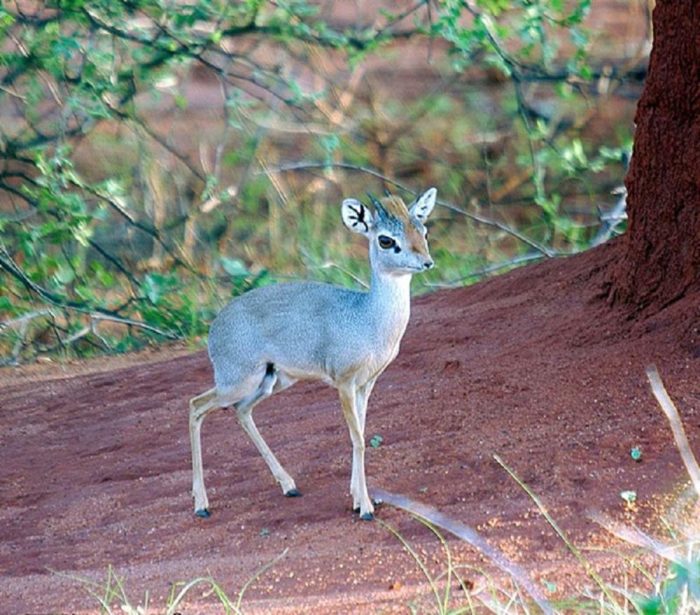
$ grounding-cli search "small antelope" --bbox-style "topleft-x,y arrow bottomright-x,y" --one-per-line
189,188 -> 437,520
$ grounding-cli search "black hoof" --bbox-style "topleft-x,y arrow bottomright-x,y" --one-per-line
359,512 -> 375,521
354,498 -> 382,513
195,508 -> 211,518
284,488 -> 302,497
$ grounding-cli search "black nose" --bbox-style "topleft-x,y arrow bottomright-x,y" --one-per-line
423,259 -> 434,270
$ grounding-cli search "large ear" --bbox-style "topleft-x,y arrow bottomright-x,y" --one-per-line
409,187 -> 437,222
341,198 -> 374,236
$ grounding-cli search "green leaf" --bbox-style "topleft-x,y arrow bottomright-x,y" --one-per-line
0,8 -> 16,32
620,490 -> 637,505
476,0 -> 509,16
0,296 -> 14,313
143,275 -> 161,304
637,596 -> 662,615
54,265 -> 75,286
52,36 -> 81,59
542,580 -> 558,593
174,93 -> 189,110
369,434 -> 383,448
220,257 -> 249,277
73,222 -> 93,247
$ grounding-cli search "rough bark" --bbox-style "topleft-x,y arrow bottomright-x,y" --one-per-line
608,0 -> 700,310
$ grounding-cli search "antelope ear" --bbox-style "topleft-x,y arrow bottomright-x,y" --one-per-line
409,188 -> 437,222
341,198 -> 374,236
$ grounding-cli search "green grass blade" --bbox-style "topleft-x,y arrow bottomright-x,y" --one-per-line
493,454 -> 623,611
377,518 -> 444,612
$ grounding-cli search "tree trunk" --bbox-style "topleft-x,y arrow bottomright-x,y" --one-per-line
607,0 -> 700,311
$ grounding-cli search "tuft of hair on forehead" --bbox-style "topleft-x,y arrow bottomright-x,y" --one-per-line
378,195 -> 411,223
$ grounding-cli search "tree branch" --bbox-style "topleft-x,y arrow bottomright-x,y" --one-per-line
270,161 -> 556,257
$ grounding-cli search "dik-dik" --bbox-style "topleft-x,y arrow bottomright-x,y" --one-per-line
189,188 -> 437,520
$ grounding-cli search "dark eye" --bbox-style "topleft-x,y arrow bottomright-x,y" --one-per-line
378,235 -> 396,250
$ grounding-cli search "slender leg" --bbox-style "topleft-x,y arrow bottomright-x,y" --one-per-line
338,384 -> 374,520
356,377 -> 377,435
236,368 -> 299,496
349,378 -> 377,511
189,387 -> 220,517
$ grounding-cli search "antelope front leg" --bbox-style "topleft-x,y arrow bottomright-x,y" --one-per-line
356,377 -> 377,434
349,378 -> 377,511
339,385 -> 374,520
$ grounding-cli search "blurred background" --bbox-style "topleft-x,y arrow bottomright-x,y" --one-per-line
0,0 -> 651,363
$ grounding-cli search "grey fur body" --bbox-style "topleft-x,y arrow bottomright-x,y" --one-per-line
189,188 -> 437,521
209,278 -> 410,390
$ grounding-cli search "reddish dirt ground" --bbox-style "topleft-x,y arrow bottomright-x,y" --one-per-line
1,241 -> 699,614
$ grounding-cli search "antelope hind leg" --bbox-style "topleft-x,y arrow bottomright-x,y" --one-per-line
189,387 -> 221,518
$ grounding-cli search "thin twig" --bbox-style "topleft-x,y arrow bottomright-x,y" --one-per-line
646,365 -> 700,497
590,188 -> 627,248
589,511 -> 682,564
493,454 -> 619,606
90,313 -> 178,340
0,309 -> 54,364
270,161 -> 556,257
0,248 -> 180,348
0,309 -> 53,333
424,253 -> 546,289
81,182 -> 197,272
454,200 -> 556,257
0,245 -> 110,315
373,487 -> 554,614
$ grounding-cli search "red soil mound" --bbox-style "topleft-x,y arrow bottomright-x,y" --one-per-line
1,241 -> 698,613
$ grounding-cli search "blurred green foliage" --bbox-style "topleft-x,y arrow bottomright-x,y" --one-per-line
0,0 -> 640,363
